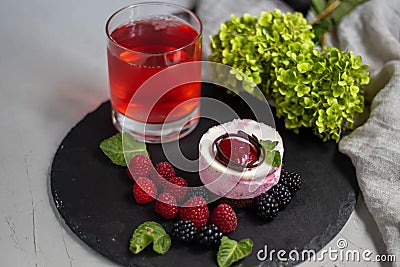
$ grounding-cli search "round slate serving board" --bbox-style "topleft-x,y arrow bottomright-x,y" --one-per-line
51,84 -> 358,267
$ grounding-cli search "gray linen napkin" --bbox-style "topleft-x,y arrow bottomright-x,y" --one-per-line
336,0 -> 400,264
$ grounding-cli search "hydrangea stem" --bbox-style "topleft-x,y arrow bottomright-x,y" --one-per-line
309,0 -> 341,25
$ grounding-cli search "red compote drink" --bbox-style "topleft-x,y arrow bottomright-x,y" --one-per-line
107,16 -> 202,124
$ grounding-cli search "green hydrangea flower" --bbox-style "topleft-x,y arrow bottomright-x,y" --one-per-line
209,9 -> 370,142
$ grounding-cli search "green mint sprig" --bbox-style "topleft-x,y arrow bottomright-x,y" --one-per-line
260,140 -> 281,168
99,133 -> 148,166
129,221 -> 171,255
217,236 -> 253,267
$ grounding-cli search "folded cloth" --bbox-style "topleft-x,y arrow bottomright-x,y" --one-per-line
337,0 -> 400,265
335,0 -> 400,77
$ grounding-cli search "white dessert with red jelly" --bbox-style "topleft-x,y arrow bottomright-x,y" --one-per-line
199,119 -> 283,199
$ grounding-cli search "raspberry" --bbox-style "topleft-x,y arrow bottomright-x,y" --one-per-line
133,177 -> 157,204
155,162 -> 176,180
126,167 -> 133,181
164,177 -> 188,203
155,193 -> 179,219
209,204 -> 237,233
128,155 -> 154,181
180,197 -> 209,228
149,172 -> 168,189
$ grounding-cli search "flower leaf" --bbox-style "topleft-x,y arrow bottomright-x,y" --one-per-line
331,0 -> 369,25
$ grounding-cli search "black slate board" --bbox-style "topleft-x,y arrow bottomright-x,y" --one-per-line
51,84 -> 358,267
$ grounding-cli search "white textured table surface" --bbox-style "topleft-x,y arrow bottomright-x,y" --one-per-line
0,0 -> 389,266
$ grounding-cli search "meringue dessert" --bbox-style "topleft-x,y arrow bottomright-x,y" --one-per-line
199,119 -> 283,199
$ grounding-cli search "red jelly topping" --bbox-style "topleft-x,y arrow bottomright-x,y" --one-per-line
218,137 -> 258,166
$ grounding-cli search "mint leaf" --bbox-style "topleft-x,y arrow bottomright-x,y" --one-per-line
260,140 -> 281,167
129,222 -> 171,255
130,232 -> 153,254
259,140 -> 278,150
217,236 -> 253,267
153,234 -> 171,254
100,133 -> 148,166
265,150 -> 281,168
272,150 -> 281,167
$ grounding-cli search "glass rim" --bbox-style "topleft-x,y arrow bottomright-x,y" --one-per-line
105,2 -> 203,56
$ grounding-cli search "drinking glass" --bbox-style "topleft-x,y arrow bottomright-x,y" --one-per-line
106,2 -> 202,143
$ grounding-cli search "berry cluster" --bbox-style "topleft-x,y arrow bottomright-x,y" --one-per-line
127,154 -> 303,251
254,170 -> 302,221
171,220 -> 224,248
128,154 -> 186,206
127,154 -> 238,236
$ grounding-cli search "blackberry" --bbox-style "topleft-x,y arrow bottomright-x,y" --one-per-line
187,187 -> 210,202
279,171 -> 302,194
255,193 -> 279,221
171,220 -> 197,243
270,184 -> 292,210
196,224 -> 223,248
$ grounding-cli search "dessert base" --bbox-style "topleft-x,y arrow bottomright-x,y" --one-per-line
218,197 -> 255,209
51,85 -> 358,267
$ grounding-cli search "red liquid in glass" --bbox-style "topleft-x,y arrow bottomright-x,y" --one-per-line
107,17 -> 201,123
